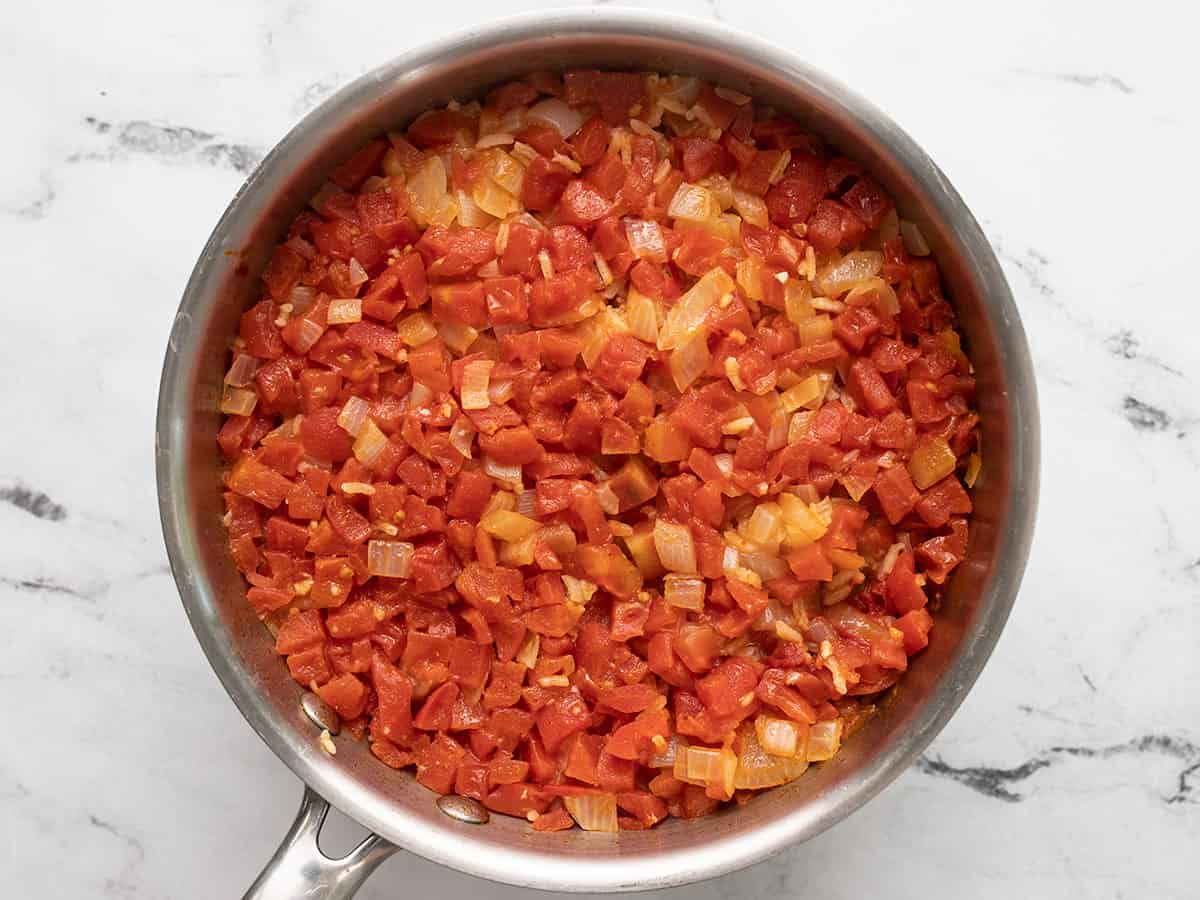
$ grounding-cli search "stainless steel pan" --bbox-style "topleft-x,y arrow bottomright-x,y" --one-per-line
156,9 -> 1039,897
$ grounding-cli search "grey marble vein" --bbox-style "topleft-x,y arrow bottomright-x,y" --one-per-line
0,483 -> 67,521
69,117 -> 262,174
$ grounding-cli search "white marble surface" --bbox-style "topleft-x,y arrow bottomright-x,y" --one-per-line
3,0 -> 1198,897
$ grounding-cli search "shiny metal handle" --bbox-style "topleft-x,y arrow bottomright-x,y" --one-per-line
243,787 -> 398,900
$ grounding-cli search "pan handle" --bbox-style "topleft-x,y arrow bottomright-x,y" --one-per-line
243,787 -> 399,900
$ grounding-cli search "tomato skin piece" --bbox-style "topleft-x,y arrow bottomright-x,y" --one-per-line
884,552 -> 928,614
696,657 -> 760,718
786,542 -> 834,582
477,426 -> 545,466
847,358 -> 896,415
407,338 -> 452,394
483,275 -> 528,325
873,465 -> 921,525
316,673 -> 368,720
806,198 -> 868,252
228,456 -> 294,509
558,179 -> 612,225
240,300 -> 285,360
431,281 -> 487,328
896,608 -> 934,654
535,693 -> 592,753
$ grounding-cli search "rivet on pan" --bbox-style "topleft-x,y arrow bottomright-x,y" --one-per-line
437,794 -> 490,825
301,692 -> 341,735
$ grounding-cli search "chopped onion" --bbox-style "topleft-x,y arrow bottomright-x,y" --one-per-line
286,285 -> 316,315
669,327 -> 710,391
396,312 -> 439,347
685,745 -> 737,798
899,220 -> 931,256
562,574 -> 598,607
784,280 -> 814,326
732,188 -> 769,228
455,188 -> 494,228
788,410 -> 816,445
780,374 -> 827,413
737,548 -> 789,581
795,314 -> 833,347
779,493 -> 828,548
625,219 -> 668,262
353,420 -> 388,466
649,734 -> 682,768
367,540 -> 414,578
625,289 -> 660,343
653,519 -> 697,574
756,715 -> 805,758
736,256 -> 766,302
439,320 -> 479,355
813,251 -> 883,296
484,456 -> 523,491
657,267 -> 735,351
527,98 -> 585,139
290,318 -> 325,354
481,149 -> 525,196
480,509 -> 540,542
563,793 -> 618,833
471,178 -> 519,220
806,719 -> 844,762
655,75 -> 703,109
327,298 -> 362,325
965,452 -> 982,488
734,727 -> 809,789
336,396 -> 371,436
515,489 -> 537,517
404,156 -> 448,227
742,502 -> 784,551
476,131 -> 516,149
448,416 -> 476,459
488,378 -> 514,406
224,353 -> 259,387
408,381 -> 434,410
460,359 -> 494,411
667,182 -> 716,222
515,631 -> 540,669
908,435 -> 957,489
220,386 -> 257,416
539,522 -> 578,556
499,532 -> 537,567
764,403 -> 789,452
846,276 -> 899,318
348,258 -> 369,286
594,482 -> 620,516
664,573 -> 705,611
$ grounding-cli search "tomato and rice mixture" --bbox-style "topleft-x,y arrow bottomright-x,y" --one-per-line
218,70 -> 979,833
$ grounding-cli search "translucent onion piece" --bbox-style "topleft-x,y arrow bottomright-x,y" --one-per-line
788,410 -> 816,445
499,532 -> 536,567
756,715 -> 805,758
780,374 -> 827,413
353,420 -> 388,466
779,493 -> 829,548
625,289 -> 659,344
795,314 -> 833,347
404,156 -> 448,227
480,149 -> 525,197
224,353 -> 259,388
527,98 -> 585,139
899,220 -> 931,256
563,794 -> 618,833
460,359 -> 494,411
471,178 -> 520,219
737,548 -> 789,582
658,267 -> 734,351
742,502 -> 784,550
448,416 -> 476,459
736,256 -> 766,302
732,188 -> 769,228
290,318 -> 325,354
484,456 -> 523,490
336,396 -> 371,436
667,182 -> 716,222
594,482 -> 620,516
515,489 -> 537,518
625,219 -> 668,262
648,734 -> 682,768
439,320 -> 479,355
562,574 -> 598,607
908,435 -> 958,490
734,728 -> 809,789
367,540 -> 414,578
455,188 -> 494,228
408,381 -> 434,410
515,631 -> 540,669
806,719 -> 844,762
327,298 -> 363,325
488,378 -> 515,406
664,573 -> 705,610
220,386 -> 257,416
965,451 -> 982,488
846,276 -> 899,318
698,174 -> 734,211
480,509 -> 540,542
878,207 -> 900,242
396,312 -> 439,347
685,745 -> 737,797
813,251 -> 884,296
653,519 -> 697,574
539,522 -> 578,557
348,258 -> 369,286
287,284 -> 316,315
669,327 -> 710,391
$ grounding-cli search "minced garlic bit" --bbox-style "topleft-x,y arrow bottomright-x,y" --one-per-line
651,734 -> 669,752
341,481 -> 376,495
293,578 -> 314,597
373,521 -> 399,536
774,271 -> 790,284
775,621 -> 805,643
652,158 -> 673,184
552,152 -> 582,174
721,416 -> 756,436
538,675 -> 571,688
724,357 -> 746,391
537,249 -> 555,280
274,303 -> 294,327
714,86 -> 752,105
319,729 -> 337,756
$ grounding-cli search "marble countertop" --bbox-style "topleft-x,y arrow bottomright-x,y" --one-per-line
3,0 -> 1197,897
